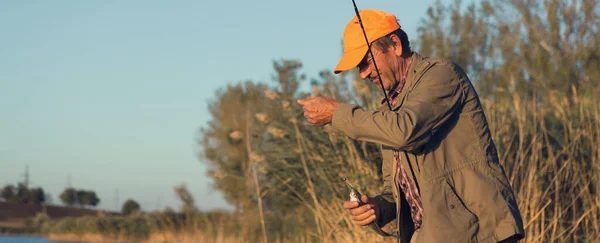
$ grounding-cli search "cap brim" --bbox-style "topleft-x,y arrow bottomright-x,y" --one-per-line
333,45 -> 368,74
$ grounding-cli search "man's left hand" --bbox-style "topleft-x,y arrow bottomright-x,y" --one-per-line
297,97 -> 339,126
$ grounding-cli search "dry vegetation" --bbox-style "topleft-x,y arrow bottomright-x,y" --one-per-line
33,86 -> 600,243
23,0 -> 600,242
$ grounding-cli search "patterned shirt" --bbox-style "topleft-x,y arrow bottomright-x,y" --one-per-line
387,65 -> 424,230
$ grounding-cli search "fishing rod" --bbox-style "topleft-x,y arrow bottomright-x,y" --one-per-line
340,2 -> 403,238
351,0 -> 393,111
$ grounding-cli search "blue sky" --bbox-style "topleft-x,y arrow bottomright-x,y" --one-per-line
1,0 -> 447,212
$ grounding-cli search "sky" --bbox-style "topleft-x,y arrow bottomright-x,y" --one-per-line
1,0 -> 448,212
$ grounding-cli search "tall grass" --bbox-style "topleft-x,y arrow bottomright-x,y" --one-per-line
33,85 -> 599,242
483,87 -> 600,243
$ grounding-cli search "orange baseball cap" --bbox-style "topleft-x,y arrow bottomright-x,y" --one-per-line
333,9 -> 401,74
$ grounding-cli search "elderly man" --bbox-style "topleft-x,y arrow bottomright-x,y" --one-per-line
297,8 -> 525,243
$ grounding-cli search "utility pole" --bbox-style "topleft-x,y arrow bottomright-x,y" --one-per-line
156,196 -> 161,211
22,164 -> 30,188
67,173 -> 72,188
115,189 -> 119,212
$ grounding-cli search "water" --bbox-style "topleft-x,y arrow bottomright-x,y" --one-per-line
0,236 -> 75,243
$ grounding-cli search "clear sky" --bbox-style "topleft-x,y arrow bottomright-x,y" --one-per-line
1,0 -> 447,212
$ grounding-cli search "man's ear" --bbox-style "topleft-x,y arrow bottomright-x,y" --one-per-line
391,34 -> 403,57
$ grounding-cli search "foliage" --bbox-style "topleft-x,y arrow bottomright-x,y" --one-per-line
0,183 -> 46,205
415,0 -> 600,102
26,0 -> 600,242
33,85 -> 600,242
173,184 -> 197,213
1,185 -> 16,202
193,0 -> 600,241
23,212 -> 51,234
122,199 -> 141,216
60,188 -> 77,207
59,187 -> 101,208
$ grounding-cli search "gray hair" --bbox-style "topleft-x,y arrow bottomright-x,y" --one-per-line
372,28 -> 412,56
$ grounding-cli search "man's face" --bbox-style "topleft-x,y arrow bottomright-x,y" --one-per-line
357,35 -> 404,91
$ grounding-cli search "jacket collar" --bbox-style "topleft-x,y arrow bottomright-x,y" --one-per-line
378,52 -> 429,110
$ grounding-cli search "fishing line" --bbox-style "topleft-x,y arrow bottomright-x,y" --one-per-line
351,0 -> 393,111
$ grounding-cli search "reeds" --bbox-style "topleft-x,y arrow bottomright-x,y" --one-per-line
482,87 -> 600,243
34,85 -> 599,243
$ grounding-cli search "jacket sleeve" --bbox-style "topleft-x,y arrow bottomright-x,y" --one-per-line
372,149 -> 396,229
331,63 -> 464,152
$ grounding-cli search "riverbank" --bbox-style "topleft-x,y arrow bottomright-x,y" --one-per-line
46,232 -> 243,243
0,236 -> 56,243
47,233 -> 123,243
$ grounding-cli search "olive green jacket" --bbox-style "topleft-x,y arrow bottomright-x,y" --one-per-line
331,52 -> 525,243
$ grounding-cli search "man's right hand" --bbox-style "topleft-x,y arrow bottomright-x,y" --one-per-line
343,195 -> 379,226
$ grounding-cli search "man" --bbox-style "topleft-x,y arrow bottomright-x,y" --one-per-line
297,9 -> 525,243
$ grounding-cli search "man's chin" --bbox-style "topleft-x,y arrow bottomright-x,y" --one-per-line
372,83 -> 387,91
371,82 -> 392,92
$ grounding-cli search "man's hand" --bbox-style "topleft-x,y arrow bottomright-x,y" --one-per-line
297,97 -> 339,126
343,195 -> 379,226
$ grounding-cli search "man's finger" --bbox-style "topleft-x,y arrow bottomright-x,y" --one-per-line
300,103 -> 319,113
297,98 -> 314,106
304,114 -> 316,123
349,204 -> 372,216
361,195 -> 369,203
305,113 -> 322,121
352,208 -> 375,222
357,214 -> 377,226
343,201 -> 359,209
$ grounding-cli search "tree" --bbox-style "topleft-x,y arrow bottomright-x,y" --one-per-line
29,188 -> 45,205
15,183 -> 31,204
414,0 -> 600,102
1,185 -> 15,202
58,188 -> 100,208
198,60 -> 313,215
198,81 -> 273,213
121,199 -> 141,215
60,187 -> 77,207
85,191 -> 100,207
77,190 -> 89,207
197,59 -> 382,241
174,184 -> 197,212
1,184 -> 47,205
77,190 -> 100,208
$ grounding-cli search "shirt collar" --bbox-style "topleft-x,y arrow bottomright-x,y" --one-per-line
387,61 -> 412,106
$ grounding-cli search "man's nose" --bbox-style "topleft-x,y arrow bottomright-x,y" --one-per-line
359,66 -> 370,80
